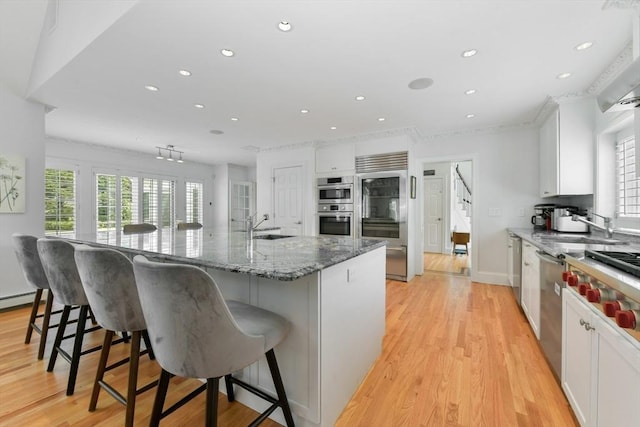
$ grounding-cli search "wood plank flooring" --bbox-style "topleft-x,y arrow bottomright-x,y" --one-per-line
0,271 -> 576,426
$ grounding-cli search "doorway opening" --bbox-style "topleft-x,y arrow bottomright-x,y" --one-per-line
421,160 -> 473,276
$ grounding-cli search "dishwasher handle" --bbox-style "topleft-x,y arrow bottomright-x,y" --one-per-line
535,250 -> 564,266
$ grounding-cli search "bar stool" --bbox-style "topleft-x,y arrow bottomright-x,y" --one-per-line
11,233 -> 61,360
123,223 -> 157,234
176,222 -> 202,230
36,238 -> 102,395
132,255 -> 295,427
74,245 -> 157,427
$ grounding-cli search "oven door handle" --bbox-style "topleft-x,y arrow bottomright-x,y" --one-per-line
535,250 -> 564,265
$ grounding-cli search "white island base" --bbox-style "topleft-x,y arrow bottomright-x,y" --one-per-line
207,246 -> 386,426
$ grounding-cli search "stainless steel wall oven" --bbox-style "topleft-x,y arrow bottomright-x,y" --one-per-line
317,176 -> 353,205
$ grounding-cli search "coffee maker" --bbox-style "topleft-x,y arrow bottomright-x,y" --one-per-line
532,203 -> 555,231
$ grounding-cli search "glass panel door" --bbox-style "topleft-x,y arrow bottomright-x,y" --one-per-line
361,176 -> 400,238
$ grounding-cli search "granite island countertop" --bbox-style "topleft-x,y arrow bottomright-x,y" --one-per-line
61,228 -> 387,281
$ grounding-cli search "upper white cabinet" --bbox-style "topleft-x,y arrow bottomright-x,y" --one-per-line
539,100 -> 594,198
315,143 -> 355,175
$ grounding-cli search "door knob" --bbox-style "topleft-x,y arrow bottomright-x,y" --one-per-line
295,221 -> 302,224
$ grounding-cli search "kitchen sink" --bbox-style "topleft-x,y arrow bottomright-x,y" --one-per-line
253,234 -> 294,240
536,235 -> 628,245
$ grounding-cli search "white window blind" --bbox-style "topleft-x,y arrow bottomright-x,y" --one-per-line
616,135 -> 638,218
96,174 -> 117,232
121,176 -> 139,226
45,168 -> 76,236
186,181 -> 203,223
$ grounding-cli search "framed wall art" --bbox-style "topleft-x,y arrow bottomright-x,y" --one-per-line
0,155 -> 25,213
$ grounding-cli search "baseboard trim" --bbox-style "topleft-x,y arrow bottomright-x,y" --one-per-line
0,292 -> 36,311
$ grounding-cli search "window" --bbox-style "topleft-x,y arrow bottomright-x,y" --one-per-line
95,172 -> 175,233
616,135 -> 638,218
186,181 -> 203,223
45,168 -> 76,236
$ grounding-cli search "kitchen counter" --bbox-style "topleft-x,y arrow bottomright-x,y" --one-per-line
507,228 -> 640,258
63,228 -> 386,281
60,227 -> 387,426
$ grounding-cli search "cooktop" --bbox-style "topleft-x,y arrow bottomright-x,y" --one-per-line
585,250 -> 640,279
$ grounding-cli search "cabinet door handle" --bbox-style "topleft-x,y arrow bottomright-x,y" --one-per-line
524,262 -> 530,267
585,323 -> 595,332
579,319 -> 586,326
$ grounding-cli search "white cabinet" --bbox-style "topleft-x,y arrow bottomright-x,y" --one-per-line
539,100 -> 594,197
521,242 -> 540,338
315,143 -> 355,174
562,289 -> 594,426
562,289 -> 640,427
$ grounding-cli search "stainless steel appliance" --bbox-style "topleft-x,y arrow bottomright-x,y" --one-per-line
318,203 -> 353,237
317,176 -> 353,205
507,233 -> 522,306
564,250 -> 640,344
551,206 -> 588,233
537,250 -> 565,382
533,203 -> 555,231
356,152 -> 408,281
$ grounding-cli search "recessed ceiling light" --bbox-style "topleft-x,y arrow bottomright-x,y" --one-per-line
355,95 -> 366,101
194,104 -> 205,109
231,117 -> 238,121
209,129 -> 224,135
144,85 -> 159,92
278,21 -> 292,32
300,109 -> 309,114
179,69 -> 192,76
378,117 -> 385,122
408,77 -> 434,90
466,114 -> 475,118
461,49 -> 477,58
465,89 -> 476,95
557,72 -> 572,79
221,49 -> 235,57
330,126 -> 337,130
575,41 -> 593,51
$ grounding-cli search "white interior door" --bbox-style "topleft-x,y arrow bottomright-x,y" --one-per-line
229,181 -> 254,232
273,166 -> 303,236
424,177 -> 444,253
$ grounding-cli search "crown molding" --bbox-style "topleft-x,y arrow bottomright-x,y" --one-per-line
259,127 -> 422,153
418,121 -> 537,142
601,0 -> 640,10
584,42 -> 634,95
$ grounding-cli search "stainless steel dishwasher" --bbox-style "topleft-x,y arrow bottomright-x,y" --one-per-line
537,250 -> 565,382
507,233 -> 522,305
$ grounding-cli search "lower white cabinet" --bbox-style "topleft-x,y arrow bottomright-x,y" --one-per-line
521,242 -> 540,338
562,289 -> 640,427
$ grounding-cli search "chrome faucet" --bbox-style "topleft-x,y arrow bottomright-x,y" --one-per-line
571,213 -> 614,238
246,213 -> 269,240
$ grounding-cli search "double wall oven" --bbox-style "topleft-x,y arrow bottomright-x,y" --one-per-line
317,176 -> 353,237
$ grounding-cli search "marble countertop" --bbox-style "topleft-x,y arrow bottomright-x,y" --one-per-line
507,228 -> 640,258
62,228 -> 387,281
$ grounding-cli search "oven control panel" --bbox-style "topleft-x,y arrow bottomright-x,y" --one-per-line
563,265 -> 640,343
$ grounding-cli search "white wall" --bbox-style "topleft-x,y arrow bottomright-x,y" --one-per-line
0,85 -> 46,302
46,138 -> 218,234
413,127 -> 541,285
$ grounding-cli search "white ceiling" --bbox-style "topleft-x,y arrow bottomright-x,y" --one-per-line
4,0 -> 639,166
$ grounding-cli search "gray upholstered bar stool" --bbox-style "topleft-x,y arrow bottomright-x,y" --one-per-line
11,233 -> 64,360
74,245 -> 156,427
176,221 -> 202,230
36,238 -> 102,396
123,223 -> 157,233
132,255 -> 295,427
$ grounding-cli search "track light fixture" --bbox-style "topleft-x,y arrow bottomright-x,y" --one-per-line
155,145 -> 185,163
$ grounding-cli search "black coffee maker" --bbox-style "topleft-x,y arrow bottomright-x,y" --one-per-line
532,203 -> 555,231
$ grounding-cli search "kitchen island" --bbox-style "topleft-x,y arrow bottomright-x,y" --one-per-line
62,229 -> 387,427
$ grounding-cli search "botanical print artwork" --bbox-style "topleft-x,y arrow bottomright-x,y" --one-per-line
0,155 -> 25,213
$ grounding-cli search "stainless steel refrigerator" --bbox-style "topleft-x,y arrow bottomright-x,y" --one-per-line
356,171 -> 408,281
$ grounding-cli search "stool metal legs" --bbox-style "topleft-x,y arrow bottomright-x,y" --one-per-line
25,290 -> 55,360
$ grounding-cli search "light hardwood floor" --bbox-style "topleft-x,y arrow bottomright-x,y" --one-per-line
0,272 -> 576,426
424,252 -> 470,276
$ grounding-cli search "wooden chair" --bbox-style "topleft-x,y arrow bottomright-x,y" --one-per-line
452,232 -> 470,254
